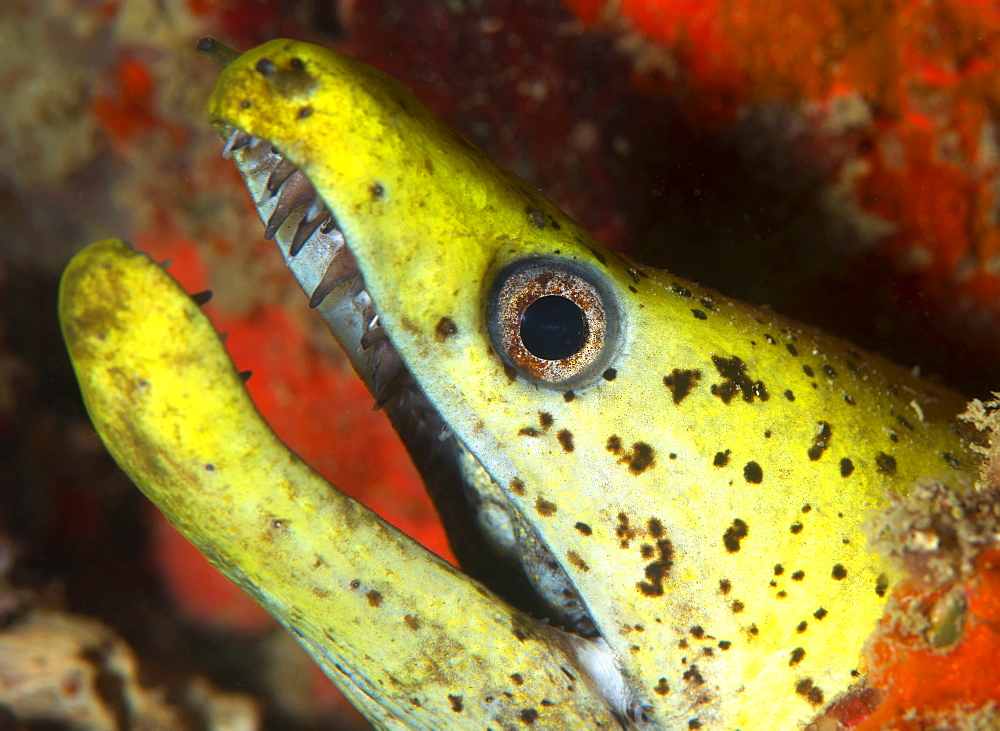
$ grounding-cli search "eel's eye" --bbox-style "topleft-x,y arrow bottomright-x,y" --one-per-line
488,259 -> 618,387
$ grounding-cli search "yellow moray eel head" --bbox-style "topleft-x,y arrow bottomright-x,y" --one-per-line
80,38 -> 975,728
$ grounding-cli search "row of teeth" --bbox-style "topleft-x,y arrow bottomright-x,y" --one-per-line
222,128 -> 338,257
221,127 -> 448,431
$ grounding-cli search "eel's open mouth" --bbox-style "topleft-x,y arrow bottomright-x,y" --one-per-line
217,124 -> 606,644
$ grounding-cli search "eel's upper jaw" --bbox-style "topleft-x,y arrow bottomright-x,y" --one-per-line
219,125 -> 616,637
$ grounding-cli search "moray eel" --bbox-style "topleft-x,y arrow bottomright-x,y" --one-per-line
61,37 -> 980,729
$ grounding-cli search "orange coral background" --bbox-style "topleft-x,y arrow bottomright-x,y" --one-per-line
4,0 -> 1000,726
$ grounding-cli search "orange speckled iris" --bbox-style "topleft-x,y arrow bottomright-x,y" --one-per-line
857,549 -> 1000,728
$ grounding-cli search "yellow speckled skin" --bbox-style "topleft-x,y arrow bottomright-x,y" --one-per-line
204,40 -> 979,728
58,239 -> 621,729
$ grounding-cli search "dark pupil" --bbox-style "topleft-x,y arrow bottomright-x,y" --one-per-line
520,295 -> 587,361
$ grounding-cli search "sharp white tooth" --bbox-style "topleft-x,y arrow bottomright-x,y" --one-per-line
249,136 -> 265,148
305,196 -> 326,222
221,129 -> 241,159
438,426 -> 454,441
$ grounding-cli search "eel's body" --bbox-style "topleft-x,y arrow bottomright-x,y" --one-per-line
61,38 -> 980,729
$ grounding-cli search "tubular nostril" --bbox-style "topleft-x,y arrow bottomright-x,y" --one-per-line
255,58 -> 277,76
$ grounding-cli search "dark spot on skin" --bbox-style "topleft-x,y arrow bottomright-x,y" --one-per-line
748,624 -> 759,636
204,463 -> 215,471
889,432 -> 899,443
710,355 -> 769,404
876,452 -> 897,476
557,430 -> 574,452
535,498 -> 557,516
629,285 -> 638,293
845,395 -> 856,405
606,435 -> 622,454
689,721 -> 702,729
512,628 -> 529,641
797,621 -> 808,633
840,458 -> 855,477
603,368 -> 617,381
526,206 -> 546,228
776,590 -> 788,598
448,695 -> 463,713
790,522 -> 803,534
620,442 -> 655,475
764,430 -> 772,438
563,390 -> 575,402
789,648 -> 806,665
510,673 -> 524,685
575,522 -> 592,535
567,551 -> 589,572
671,283 -> 693,298
814,607 -> 828,620
713,450 -> 731,467
875,573 -> 889,597
648,518 -> 664,538
617,513 -> 638,548
896,414 -> 914,431
255,57 -> 276,75
297,105 -> 313,119
683,666 -> 705,684
723,519 -> 749,552
786,343 -> 798,356
538,412 -> 553,429
808,421 -> 832,461
510,478 -> 525,496
503,363 -> 517,382
350,579 -> 361,590
784,389 -> 795,401
802,365 -> 814,377
832,564 -> 848,580
943,452 -> 962,469
655,678 -> 670,696
690,626 -> 705,638
692,309 -> 708,320
822,364 -> 837,378
366,590 -> 383,607
519,427 -> 541,437
791,570 -> 805,581
586,246 -> 607,266
434,316 -> 457,341
719,579 -> 732,595
718,640 -> 731,650
641,544 -> 655,559
795,678 -> 825,706
774,564 -> 785,576
637,539 -> 674,597
743,461 -> 763,483
664,368 -> 702,404
802,504 -> 812,513
404,614 -> 420,630
519,708 -> 539,725
240,99 -> 251,109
